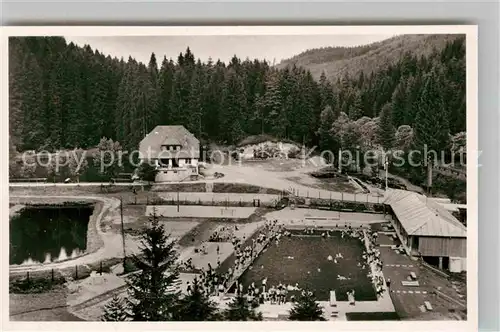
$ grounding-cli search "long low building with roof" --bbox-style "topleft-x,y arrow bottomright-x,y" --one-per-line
383,189 -> 467,273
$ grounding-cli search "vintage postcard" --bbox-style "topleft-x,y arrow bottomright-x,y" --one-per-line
2,25 -> 477,331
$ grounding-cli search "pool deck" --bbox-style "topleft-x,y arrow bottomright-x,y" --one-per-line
209,294 -> 395,321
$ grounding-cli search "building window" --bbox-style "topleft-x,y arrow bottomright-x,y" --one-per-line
185,158 -> 191,164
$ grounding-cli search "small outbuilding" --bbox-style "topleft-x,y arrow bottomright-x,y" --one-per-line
384,190 -> 467,272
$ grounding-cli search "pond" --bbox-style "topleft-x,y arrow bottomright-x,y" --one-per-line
9,204 -> 94,265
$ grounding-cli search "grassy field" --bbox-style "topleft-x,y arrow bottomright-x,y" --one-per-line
10,285 -> 83,321
236,232 -> 376,302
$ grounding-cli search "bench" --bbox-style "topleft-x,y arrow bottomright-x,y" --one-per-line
410,272 -> 417,280
330,311 -> 339,317
401,280 -> 420,287
329,290 -> 337,307
424,301 -> 433,311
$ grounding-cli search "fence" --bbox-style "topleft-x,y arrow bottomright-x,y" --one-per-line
9,258 -> 124,290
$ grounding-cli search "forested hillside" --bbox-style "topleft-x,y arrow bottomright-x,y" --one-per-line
9,35 -> 465,159
276,34 -> 462,81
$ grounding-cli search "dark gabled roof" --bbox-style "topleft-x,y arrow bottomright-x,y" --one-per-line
139,125 -> 200,159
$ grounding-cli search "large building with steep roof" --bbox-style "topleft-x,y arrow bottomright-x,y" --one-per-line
383,189 -> 467,273
139,125 -> 200,182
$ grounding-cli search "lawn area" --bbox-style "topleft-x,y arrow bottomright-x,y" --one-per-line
10,285 -> 84,321
236,231 -> 376,302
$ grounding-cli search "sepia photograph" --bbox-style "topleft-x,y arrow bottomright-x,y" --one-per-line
5,26 -> 477,326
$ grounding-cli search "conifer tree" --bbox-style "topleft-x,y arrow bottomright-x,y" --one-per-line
101,295 -> 129,322
391,78 -> 407,127
175,277 -> 221,321
127,209 -> 181,321
223,293 -> 263,321
348,92 -> 363,120
377,103 -> 395,150
288,290 -> 325,321
414,69 -> 450,152
317,105 -> 336,153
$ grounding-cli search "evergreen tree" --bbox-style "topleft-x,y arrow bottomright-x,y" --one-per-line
174,277 -> 221,321
127,209 -> 181,321
261,71 -> 285,137
223,293 -> 263,321
219,69 -> 247,143
288,290 -> 325,321
317,105 -> 336,153
377,103 -> 395,150
414,69 -> 450,152
101,295 -> 129,321
9,36 -> 464,170
391,78 -> 407,127
348,92 -> 363,120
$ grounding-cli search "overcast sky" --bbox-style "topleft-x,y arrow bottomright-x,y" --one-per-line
65,34 -> 395,65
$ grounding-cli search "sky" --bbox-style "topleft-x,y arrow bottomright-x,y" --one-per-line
65,34 -> 395,65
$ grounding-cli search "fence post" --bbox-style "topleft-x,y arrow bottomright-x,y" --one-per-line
51,269 -> 54,282
75,265 -> 78,279
307,191 -> 309,198
100,261 -> 103,275
27,271 -> 29,282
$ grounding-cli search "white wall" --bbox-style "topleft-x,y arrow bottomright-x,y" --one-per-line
449,256 -> 467,272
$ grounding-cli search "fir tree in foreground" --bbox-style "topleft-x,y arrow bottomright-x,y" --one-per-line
223,293 -> 263,321
101,295 -> 129,321
126,209 -> 181,321
288,290 -> 326,321
174,277 -> 221,321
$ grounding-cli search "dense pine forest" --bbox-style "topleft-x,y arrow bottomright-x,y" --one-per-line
9,35 -> 465,158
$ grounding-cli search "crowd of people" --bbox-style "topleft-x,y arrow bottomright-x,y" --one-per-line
183,218 -> 388,304
208,225 -> 236,242
363,229 -> 387,297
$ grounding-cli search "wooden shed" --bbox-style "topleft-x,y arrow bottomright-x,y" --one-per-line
384,190 -> 467,272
